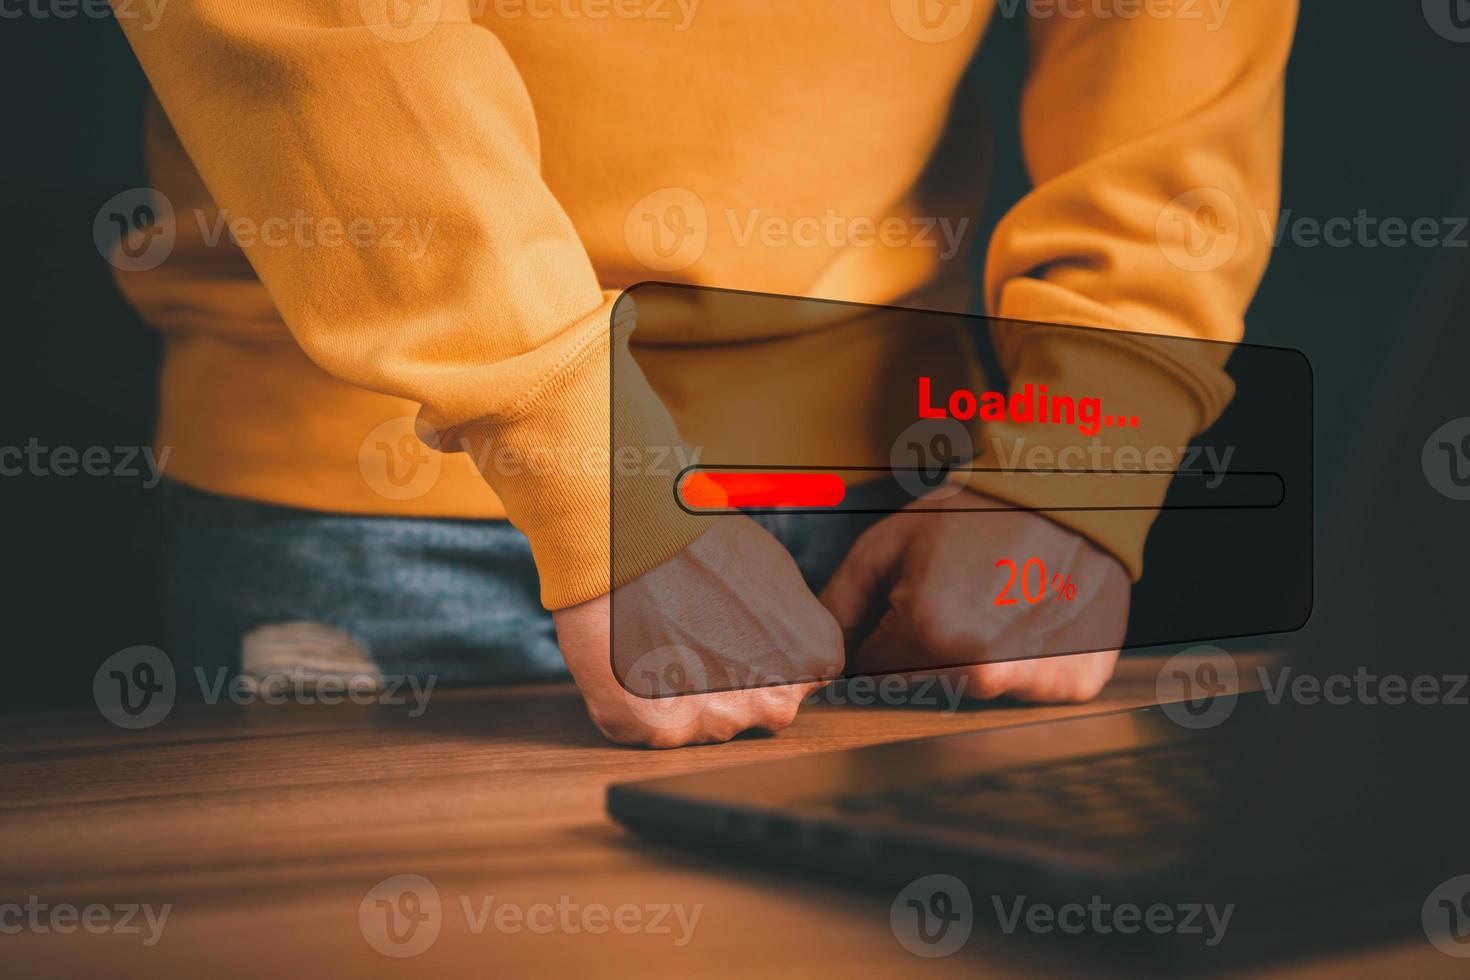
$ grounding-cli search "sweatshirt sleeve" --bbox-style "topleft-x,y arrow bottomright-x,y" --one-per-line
108,1 -> 698,608
965,1 -> 1298,578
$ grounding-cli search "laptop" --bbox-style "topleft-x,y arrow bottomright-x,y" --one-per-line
607,249 -> 1470,965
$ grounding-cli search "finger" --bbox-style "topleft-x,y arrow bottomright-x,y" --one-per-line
855,596 -> 1035,696
1028,649 -> 1120,703
978,649 -> 1118,704
850,604 -> 940,676
819,521 -> 907,645
942,662 -> 1023,702
750,686 -> 804,731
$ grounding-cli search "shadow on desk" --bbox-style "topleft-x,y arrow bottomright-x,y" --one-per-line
0,652 -> 1456,978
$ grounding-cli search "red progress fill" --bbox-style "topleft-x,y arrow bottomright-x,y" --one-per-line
678,471 -> 847,510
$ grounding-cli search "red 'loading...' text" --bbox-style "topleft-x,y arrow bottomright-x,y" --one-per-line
918,377 -> 1138,437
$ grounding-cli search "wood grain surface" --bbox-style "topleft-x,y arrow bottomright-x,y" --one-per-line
0,653 -> 1456,978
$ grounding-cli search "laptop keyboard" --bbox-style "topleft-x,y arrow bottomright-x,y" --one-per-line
817,739 -> 1231,856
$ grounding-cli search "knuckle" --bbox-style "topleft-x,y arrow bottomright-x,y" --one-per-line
697,703 -> 750,743
1069,673 -> 1109,702
911,611 -> 963,656
760,693 -> 802,730
589,705 -> 690,748
586,706 -> 629,740
963,664 -> 1016,700
642,727 -> 696,749
1044,654 -> 1116,703
595,718 -> 652,745
795,611 -> 846,674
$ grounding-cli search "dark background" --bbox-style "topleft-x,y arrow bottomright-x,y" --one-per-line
1,6 -> 1466,708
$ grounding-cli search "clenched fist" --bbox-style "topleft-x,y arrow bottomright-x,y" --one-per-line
822,487 -> 1129,703
554,515 -> 843,747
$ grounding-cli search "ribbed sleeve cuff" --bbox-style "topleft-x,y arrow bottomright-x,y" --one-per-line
421,294 -> 710,609
966,289 -> 1238,581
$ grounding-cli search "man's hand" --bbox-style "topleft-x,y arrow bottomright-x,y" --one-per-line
821,487 -> 1129,703
554,516 -> 844,748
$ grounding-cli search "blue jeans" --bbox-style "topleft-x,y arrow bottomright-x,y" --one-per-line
161,480 -> 907,692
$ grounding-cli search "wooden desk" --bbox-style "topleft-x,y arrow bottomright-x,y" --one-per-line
0,654 -> 1455,978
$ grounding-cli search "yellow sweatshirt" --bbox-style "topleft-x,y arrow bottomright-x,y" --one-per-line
108,0 -> 1295,608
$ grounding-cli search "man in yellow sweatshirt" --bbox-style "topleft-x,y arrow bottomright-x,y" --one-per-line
104,1 -> 1294,746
